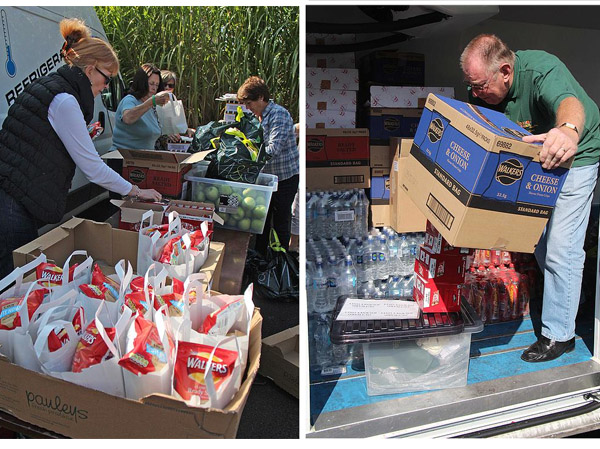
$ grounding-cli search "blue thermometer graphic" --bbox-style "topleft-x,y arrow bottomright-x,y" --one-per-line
2,10 -> 16,77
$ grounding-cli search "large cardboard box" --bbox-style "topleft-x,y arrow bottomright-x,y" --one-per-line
102,149 -> 207,198
389,138 -> 427,233
368,108 -> 423,144
370,199 -> 391,228
258,326 -> 299,398
364,51 -> 425,86
306,128 -> 369,167
306,109 -> 356,129
306,166 -> 370,191
401,94 -> 572,253
0,309 -> 262,438
306,89 -> 357,112
370,144 -> 395,168
370,86 -> 455,108
12,217 -> 225,290
306,67 -> 359,91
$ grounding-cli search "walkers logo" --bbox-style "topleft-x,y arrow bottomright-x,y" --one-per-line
383,117 -> 401,132
129,169 -> 146,184
495,158 -> 524,186
307,138 -> 324,153
427,118 -> 444,143
25,390 -> 89,423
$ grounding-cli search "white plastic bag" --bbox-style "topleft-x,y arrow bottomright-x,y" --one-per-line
156,95 -> 188,135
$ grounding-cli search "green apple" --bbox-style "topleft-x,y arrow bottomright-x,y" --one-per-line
219,184 -> 233,196
205,186 -> 219,203
253,204 -> 267,219
225,215 -> 237,227
242,196 -> 256,210
232,207 -> 245,221
242,188 -> 257,198
193,188 -> 206,203
250,219 -> 264,233
238,218 -> 251,231
255,195 -> 266,206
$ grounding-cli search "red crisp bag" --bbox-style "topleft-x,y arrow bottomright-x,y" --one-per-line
200,299 -> 243,335
36,263 -> 78,288
0,289 -> 48,331
130,276 -> 154,293
158,230 -> 209,265
173,341 -> 238,403
142,223 -> 171,238
72,321 -> 117,373
47,308 -> 85,353
79,284 -> 107,300
118,315 -> 169,375
91,264 -> 120,302
122,291 -> 152,316
154,293 -> 185,318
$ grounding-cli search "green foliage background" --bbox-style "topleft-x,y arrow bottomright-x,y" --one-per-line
95,6 -> 299,128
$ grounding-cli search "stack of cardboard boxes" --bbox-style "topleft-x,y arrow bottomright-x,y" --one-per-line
306,34 -> 370,191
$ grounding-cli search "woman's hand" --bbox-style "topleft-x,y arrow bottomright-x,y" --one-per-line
128,184 -> 162,202
186,128 -> 196,137
154,91 -> 171,106
167,134 -> 182,143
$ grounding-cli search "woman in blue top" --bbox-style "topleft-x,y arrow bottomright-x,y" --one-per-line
112,63 -> 174,150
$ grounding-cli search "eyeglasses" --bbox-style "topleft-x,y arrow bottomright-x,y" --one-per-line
464,70 -> 499,92
95,66 -> 113,86
165,83 -> 175,89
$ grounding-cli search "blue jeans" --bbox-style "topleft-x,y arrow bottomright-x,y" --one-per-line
534,162 -> 599,342
0,189 -> 40,280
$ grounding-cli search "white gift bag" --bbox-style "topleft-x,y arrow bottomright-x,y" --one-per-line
43,250 -> 93,300
172,335 -> 243,409
52,302 -> 133,397
33,297 -> 85,373
156,95 -> 188,135
0,254 -> 49,361
138,210 -> 181,277
121,305 -> 175,400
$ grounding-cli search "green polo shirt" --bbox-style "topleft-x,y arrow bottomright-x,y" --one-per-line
470,50 -> 600,167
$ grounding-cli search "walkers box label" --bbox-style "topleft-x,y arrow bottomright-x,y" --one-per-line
401,94 -> 572,253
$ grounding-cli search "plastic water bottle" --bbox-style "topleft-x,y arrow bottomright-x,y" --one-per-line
306,261 -> 314,313
352,239 -> 366,283
312,258 -> 330,313
326,255 -> 341,311
399,234 -> 410,276
313,315 -> 331,368
359,280 -> 377,298
377,236 -> 388,280
306,193 -> 316,239
357,189 -> 369,236
387,234 -> 398,277
339,255 -> 358,297
364,235 -> 375,282
387,275 -> 402,297
316,193 -> 329,239
408,233 -> 419,271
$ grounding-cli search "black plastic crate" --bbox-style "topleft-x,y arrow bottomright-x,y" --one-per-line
330,295 -> 483,344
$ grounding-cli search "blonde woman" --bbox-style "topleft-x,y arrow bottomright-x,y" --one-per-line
0,18 -> 161,278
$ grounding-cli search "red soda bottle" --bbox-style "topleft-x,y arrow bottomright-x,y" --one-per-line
491,250 -> 502,268
481,250 -> 491,268
501,251 -> 512,267
508,268 -> 520,320
486,266 -> 499,322
495,267 -> 511,321
519,273 -> 531,316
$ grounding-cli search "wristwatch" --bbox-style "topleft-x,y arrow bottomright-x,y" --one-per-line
559,122 -> 579,137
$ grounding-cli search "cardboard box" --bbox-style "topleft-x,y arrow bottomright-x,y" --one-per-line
413,274 -> 462,313
110,199 -> 166,232
369,145 -> 395,168
0,309 -> 262,438
306,128 -> 369,167
306,166 -> 370,191
401,94 -> 572,253
258,326 -> 299,398
370,199 -> 390,228
163,199 -> 223,232
306,109 -> 356,129
306,89 -> 357,112
103,149 -> 207,198
370,86 -> 455,108
423,220 -> 473,256
370,174 -> 390,200
368,108 -> 423,144
12,217 -> 225,290
306,52 -> 356,68
389,138 -> 427,233
364,51 -> 425,86
306,67 -> 359,91
415,245 -> 468,283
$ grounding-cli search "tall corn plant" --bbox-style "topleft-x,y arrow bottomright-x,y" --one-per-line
95,6 -> 299,128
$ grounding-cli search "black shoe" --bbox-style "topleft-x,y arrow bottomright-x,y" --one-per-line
521,336 -> 576,363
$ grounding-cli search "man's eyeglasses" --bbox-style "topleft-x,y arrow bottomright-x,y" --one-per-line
165,83 -> 175,89
95,66 -> 113,86
464,70 -> 499,92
